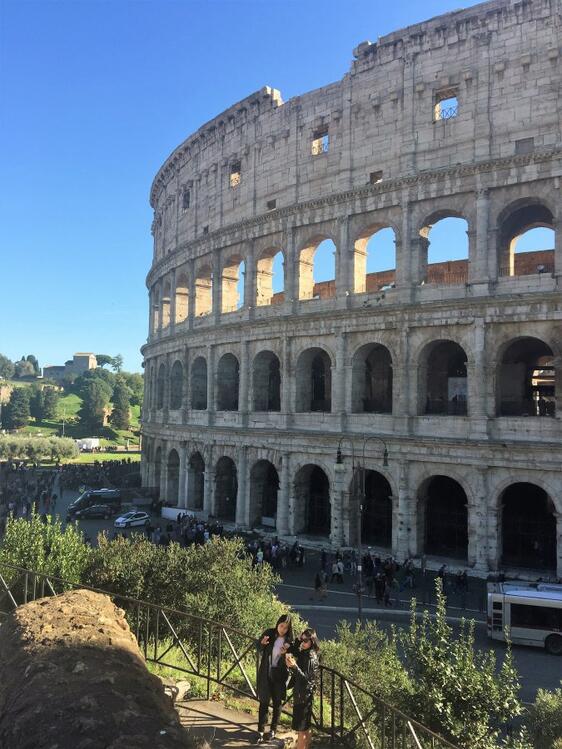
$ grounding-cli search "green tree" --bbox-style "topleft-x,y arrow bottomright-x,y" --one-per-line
0,353 -> 14,380
14,358 -> 36,379
111,354 -> 124,372
42,387 -> 60,420
527,683 -> 562,749
0,435 -> 77,463
121,372 -> 144,407
110,379 -> 131,430
26,354 -> 40,375
400,581 -> 524,748
95,354 -> 114,368
77,378 -> 112,431
29,385 -> 44,420
3,387 -> 31,429
75,367 -> 116,396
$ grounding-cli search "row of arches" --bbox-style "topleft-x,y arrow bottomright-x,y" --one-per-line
149,336 -> 556,418
150,198 -> 556,329
152,446 -> 559,571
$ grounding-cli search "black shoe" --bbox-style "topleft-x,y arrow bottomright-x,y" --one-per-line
268,730 -> 276,741
256,732 -> 265,744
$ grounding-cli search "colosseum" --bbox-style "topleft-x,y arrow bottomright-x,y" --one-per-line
141,0 -> 562,579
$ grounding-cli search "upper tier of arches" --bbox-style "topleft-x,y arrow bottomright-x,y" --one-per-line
148,195 -> 559,337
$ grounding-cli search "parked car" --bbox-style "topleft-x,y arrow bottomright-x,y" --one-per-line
113,511 -> 150,529
67,489 -> 121,520
73,504 -> 118,520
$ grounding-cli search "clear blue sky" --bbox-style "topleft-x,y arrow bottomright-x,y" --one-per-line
1,0 -> 551,373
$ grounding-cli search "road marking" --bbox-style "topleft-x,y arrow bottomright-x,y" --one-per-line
293,604 -> 487,626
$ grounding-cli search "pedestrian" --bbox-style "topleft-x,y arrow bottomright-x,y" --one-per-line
256,614 -> 294,743
285,629 -> 320,749
313,570 -> 327,601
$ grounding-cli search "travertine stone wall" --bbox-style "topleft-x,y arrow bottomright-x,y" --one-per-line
142,0 -> 562,578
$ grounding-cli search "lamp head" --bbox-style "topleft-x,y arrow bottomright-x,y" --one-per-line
336,447 -> 343,464
383,448 -> 389,467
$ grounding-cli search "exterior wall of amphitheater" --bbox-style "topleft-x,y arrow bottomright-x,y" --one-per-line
141,0 -> 562,577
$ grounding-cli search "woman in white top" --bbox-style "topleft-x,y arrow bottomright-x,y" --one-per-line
256,614 -> 294,743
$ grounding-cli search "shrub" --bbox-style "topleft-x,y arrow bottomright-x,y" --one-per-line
527,683 -> 562,749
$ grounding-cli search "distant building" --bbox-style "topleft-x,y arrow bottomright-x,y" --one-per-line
43,353 -> 97,384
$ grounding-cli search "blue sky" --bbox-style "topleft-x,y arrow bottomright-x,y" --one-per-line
0,0 -> 552,372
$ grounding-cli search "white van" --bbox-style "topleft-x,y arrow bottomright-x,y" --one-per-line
487,582 -> 562,655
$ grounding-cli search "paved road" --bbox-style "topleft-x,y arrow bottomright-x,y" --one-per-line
57,486 -> 561,704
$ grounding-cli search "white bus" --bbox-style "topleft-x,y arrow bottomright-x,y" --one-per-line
487,582 -> 562,655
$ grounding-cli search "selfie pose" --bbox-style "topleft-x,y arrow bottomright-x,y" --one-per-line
286,629 -> 320,749
256,613 -> 294,743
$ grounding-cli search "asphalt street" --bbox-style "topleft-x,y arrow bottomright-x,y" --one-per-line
58,485 -> 561,705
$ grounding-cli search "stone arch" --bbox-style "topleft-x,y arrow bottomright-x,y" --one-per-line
497,198 -> 555,277
351,469 -> 393,548
161,279 -> 172,328
187,451 -> 205,510
419,210 -> 470,285
500,482 -> 557,570
252,350 -> 281,412
497,337 -> 555,417
256,247 -> 285,306
169,360 -> 183,410
190,356 -> 208,410
167,449 -> 180,505
221,253 -> 245,312
249,460 -> 279,528
351,343 -> 393,413
156,362 -> 166,410
298,235 -> 336,300
418,339 -> 468,415
195,263 -> 212,317
175,272 -> 189,323
293,464 -> 331,537
352,223 -> 397,294
215,456 -> 237,522
295,347 -> 332,413
417,475 -> 468,559
217,353 -> 240,411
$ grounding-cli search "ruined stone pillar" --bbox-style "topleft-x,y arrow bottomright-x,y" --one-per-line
239,340 -> 250,427
277,453 -> 290,536
336,216 -> 351,306
469,318 -> 489,437
187,261 -> 196,330
203,467 -> 215,518
159,439 -> 168,503
182,346 -> 190,423
395,193 -> 412,290
554,220 -> 562,289
212,249 -> 221,324
334,330 -> 347,430
467,498 -> 487,574
169,267 -> 177,331
206,344 -> 215,426
178,445 -> 187,509
394,462 -> 414,559
245,245 -> 256,320
236,447 -> 247,528
281,336 -> 293,428
469,188 -> 490,284
331,463 -> 346,547
486,505 -> 501,573
556,513 -> 562,580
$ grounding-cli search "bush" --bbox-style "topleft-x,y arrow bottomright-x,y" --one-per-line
0,435 -> 78,463
527,683 -> 562,749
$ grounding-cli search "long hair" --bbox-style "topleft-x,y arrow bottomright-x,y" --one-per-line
275,613 -> 294,642
301,627 -> 320,652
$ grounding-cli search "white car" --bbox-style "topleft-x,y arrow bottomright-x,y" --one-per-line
114,511 -> 150,529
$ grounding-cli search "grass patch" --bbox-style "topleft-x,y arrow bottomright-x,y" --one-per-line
69,451 -> 141,464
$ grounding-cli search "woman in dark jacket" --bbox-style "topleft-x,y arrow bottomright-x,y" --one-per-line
256,613 -> 294,743
285,628 -> 320,749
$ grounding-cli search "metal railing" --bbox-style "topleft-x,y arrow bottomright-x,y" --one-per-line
0,562 -> 459,749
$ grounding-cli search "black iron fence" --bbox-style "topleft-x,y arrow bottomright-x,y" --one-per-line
0,562 -> 459,749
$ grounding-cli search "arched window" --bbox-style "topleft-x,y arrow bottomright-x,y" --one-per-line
217,353 -> 239,411
161,279 -> 171,327
187,452 -> 205,510
190,357 -> 208,410
256,249 -> 284,306
215,456 -> 237,521
221,255 -> 245,312
293,465 -> 331,537
351,343 -> 393,413
156,363 -> 166,410
497,337 -> 555,416
351,470 -> 392,547
498,200 -> 555,277
296,348 -> 332,412
249,460 -> 279,528
195,265 -> 212,317
420,340 -> 467,415
353,226 -> 396,294
501,483 -> 556,570
169,360 -> 183,410
252,351 -> 281,411
420,214 -> 469,285
298,237 -> 336,300
418,476 -> 468,559
175,272 -> 189,324
167,449 -> 180,505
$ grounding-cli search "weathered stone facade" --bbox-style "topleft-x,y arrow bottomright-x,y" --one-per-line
142,0 -> 562,577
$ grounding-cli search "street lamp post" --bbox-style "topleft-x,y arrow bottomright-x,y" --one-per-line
336,435 -> 389,625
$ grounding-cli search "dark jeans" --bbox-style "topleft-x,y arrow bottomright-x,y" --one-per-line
258,676 -> 286,732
